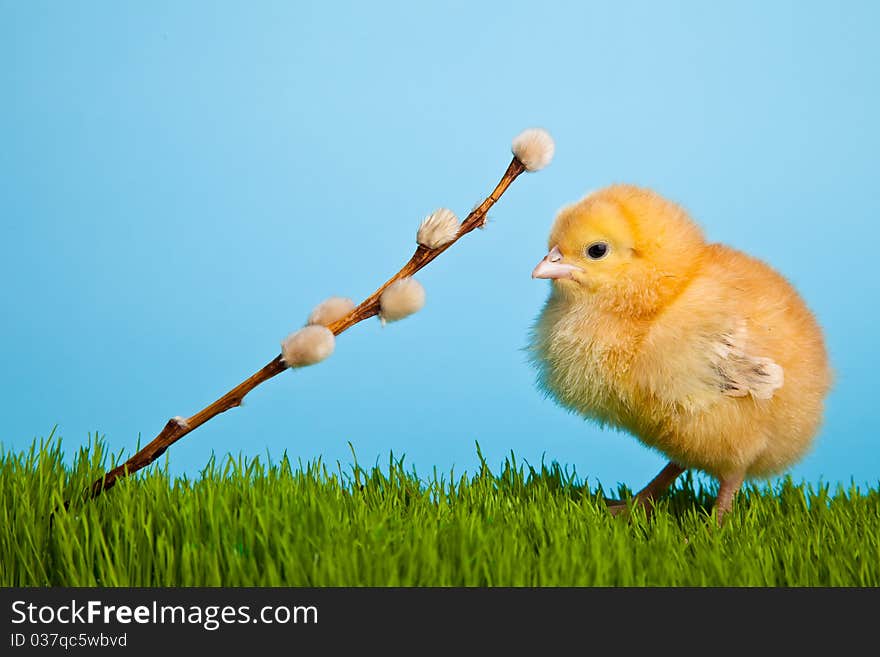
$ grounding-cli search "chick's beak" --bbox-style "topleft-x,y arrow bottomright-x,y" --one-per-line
532,245 -> 582,280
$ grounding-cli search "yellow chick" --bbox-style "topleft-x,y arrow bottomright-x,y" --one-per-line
529,185 -> 831,521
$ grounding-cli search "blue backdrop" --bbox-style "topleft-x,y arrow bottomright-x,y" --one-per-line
2,1 -> 877,489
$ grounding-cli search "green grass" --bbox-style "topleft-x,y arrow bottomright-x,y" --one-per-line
2,432 -> 878,586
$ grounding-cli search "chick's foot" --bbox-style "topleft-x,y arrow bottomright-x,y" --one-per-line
604,461 -> 685,519
713,472 -> 745,526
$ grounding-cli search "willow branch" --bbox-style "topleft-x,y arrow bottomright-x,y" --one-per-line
70,156 -> 527,506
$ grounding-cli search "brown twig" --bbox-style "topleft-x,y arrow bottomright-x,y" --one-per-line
68,156 -> 527,507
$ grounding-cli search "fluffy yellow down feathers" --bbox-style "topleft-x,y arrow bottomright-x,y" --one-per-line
530,185 -> 831,517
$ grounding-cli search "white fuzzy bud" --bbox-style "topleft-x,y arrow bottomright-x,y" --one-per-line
379,277 -> 425,324
307,296 -> 356,327
417,208 -> 459,249
281,325 -> 335,368
511,128 -> 555,172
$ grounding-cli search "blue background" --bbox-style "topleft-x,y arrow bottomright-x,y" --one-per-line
2,1 -> 877,489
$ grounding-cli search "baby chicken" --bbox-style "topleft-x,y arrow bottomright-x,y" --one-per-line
529,185 -> 830,522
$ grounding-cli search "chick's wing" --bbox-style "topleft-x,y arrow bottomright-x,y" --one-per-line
635,282 -> 785,410
711,319 -> 784,400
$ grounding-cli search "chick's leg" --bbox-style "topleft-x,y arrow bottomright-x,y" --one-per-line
714,471 -> 745,525
606,461 -> 685,517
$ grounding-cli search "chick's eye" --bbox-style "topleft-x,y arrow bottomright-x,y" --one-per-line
586,242 -> 609,259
